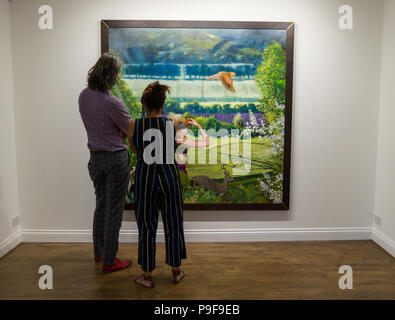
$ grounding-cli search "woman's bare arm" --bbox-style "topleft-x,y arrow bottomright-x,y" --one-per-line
175,118 -> 210,148
127,119 -> 137,153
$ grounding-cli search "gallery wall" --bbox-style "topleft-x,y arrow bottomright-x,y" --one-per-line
373,0 -> 395,256
8,0 -> 385,242
0,0 -> 22,257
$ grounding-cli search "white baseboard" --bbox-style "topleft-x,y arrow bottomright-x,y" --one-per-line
0,230 -> 23,258
10,227 -> 395,259
372,228 -> 395,258
21,227 -> 372,243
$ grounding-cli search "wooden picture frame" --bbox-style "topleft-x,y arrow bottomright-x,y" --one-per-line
101,20 -> 294,211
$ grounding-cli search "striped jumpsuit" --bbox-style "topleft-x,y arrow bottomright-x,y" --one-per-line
132,117 -> 187,272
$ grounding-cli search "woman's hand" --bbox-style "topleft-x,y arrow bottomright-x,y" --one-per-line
185,118 -> 210,147
185,118 -> 201,129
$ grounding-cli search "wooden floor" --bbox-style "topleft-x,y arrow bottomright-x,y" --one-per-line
0,241 -> 394,300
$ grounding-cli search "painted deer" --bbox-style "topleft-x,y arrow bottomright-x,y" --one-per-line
192,165 -> 235,201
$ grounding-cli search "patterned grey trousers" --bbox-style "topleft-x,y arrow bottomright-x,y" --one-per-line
88,149 -> 130,265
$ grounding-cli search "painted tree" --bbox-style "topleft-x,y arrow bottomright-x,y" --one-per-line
111,79 -> 141,167
165,100 -> 182,114
111,79 -> 141,119
254,42 -> 286,203
255,41 -> 286,124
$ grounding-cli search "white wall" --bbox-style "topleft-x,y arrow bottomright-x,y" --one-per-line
0,0 -> 22,257
9,0 -> 384,242
372,0 -> 395,257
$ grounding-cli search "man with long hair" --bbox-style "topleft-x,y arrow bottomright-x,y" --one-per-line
79,53 -> 132,274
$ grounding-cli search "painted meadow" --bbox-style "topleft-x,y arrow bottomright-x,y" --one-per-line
109,27 -> 287,205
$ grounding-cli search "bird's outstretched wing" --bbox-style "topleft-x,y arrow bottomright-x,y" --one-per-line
206,72 -> 222,80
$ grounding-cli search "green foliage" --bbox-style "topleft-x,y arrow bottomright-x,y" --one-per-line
221,104 -> 232,113
227,183 -> 263,203
206,117 -> 222,131
209,104 -> 221,113
183,185 -> 227,203
233,113 -> 245,130
194,116 -> 210,129
188,115 -> 229,135
232,103 -> 258,113
178,169 -> 190,187
256,118 -> 285,203
253,42 -> 286,202
182,181 -> 267,204
110,78 -> 141,119
183,111 -> 194,119
165,100 -> 183,114
184,101 -> 203,113
127,148 -> 138,168
203,117 -> 235,133
165,102 -> 260,115
255,41 -> 286,124
110,78 -> 141,167
124,64 -> 181,78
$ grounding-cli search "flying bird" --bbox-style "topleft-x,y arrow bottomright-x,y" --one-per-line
206,71 -> 236,93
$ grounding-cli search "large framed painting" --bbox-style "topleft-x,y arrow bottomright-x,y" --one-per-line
101,20 -> 294,210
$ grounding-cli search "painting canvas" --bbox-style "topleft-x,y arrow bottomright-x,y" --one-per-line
101,20 -> 294,210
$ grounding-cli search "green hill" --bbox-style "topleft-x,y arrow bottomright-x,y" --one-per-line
109,28 -> 265,65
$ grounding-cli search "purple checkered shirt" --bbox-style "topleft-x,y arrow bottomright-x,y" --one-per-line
79,88 -> 132,152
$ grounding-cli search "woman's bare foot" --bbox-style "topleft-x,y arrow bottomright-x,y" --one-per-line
135,273 -> 154,288
172,268 -> 185,284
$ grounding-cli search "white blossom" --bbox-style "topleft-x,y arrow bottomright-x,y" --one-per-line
256,113 -> 285,204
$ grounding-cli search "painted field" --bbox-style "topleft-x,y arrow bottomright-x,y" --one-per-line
185,136 -> 271,180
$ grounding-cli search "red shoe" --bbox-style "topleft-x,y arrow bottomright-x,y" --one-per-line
102,258 -> 132,274
95,255 -> 103,263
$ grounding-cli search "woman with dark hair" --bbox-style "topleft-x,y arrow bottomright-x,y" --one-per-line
128,81 -> 188,288
79,52 -> 133,274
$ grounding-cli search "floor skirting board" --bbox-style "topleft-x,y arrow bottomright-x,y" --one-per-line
372,228 -> 395,258
0,230 -> 23,258
20,227 -> 372,243
3,227 -> 394,259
